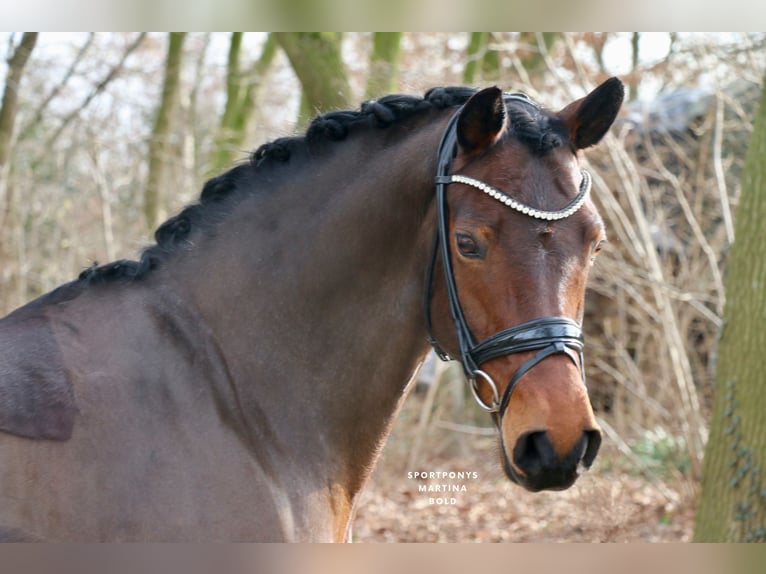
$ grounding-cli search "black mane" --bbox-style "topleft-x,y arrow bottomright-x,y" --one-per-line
78,86 -> 564,286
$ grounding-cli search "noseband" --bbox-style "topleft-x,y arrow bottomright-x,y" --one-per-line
425,94 -> 589,415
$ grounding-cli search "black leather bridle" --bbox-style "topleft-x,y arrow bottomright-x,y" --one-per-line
425,94 -> 590,415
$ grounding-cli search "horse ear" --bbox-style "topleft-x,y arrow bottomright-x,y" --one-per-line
557,77 -> 625,150
456,86 -> 508,154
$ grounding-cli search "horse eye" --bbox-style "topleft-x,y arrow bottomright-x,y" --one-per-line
456,233 -> 481,258
590,239 -> 607,263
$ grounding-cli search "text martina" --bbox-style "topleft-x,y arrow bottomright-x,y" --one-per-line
407,471 -> 478,505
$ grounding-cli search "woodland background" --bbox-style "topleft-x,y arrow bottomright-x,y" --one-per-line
1,32 -> 765,542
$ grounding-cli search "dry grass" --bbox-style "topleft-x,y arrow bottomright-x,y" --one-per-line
551,73 -> 761,486
353,391 -> 695,543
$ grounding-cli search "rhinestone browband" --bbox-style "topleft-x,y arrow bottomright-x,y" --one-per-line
438,170 -> 591,222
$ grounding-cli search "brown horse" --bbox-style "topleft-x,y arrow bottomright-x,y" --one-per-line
0,78 -> 624,541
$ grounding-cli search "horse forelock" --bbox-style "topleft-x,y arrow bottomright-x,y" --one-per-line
504,101 -> 566,155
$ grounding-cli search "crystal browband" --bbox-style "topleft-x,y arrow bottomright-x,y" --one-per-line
435,170 -> 591,222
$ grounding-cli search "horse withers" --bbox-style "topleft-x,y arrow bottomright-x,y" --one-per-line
0,78 -> 624,541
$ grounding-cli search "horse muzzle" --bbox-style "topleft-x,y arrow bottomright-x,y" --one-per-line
465,318 -> 602,492
501,427 -> 602,492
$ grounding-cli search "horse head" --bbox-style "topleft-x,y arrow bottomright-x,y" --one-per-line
427,78 -> 624,492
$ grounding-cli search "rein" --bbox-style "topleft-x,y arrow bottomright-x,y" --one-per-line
425,94 -> 589,414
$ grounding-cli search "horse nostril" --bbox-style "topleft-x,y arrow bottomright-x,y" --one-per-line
512,430 -> 553,477
582,429 -> 602,469
510,430 -> 600,491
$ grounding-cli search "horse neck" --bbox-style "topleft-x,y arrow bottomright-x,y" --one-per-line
167,113 -> 448,494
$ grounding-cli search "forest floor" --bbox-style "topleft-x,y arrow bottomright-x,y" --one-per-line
352,391 -> 697,543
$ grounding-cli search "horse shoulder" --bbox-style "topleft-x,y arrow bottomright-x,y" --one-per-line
0,302 -> 77,441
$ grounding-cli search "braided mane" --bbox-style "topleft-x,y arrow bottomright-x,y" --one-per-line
77,86 -> 563,286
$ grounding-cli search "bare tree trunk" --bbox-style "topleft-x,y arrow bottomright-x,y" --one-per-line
144,32 -> 186,230
187,33 -> 211,184
524,32 -> 557,78
694,72 -> 766,542
587,32 -> 609,74
0,33 -> 37,207
0,33 -> 37,314
209,33 -> 276,175
273,32 -> 352,122
365,33 -> 401,99
464,33 -> 505,84
18,33 -> 94,143
463,32 -> 489,84
628,32 -> 640,101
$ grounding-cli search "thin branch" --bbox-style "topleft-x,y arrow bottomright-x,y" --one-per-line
643,120 -> 727,313
596,416 -> 682,503
433,420 -> 496,436
713,91 -> 735,245
18,33 -> 95,141
43,33 -> 146,150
